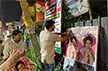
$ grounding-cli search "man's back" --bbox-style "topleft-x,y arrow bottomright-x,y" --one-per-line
40,30 -> 60,64
39,20 -> 71,71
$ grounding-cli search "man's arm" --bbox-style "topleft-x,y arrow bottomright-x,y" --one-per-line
20,42 -> 26,57
20,50 -> 26,57
55,32 -> 67,35
56,30 -> 72,42
2,44 -> 10,61
59,36 -> 69,42
0,45 -> 9,64
55,30 -> 71,36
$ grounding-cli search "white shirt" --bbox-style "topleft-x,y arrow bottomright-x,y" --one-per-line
40,30 -> 60,64
3,40 -> 26,59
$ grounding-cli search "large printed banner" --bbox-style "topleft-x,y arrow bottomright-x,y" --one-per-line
65,0 -> 89,16
0,51 -> 36,71
64,26 -> 99,71
45,0 -> 62,54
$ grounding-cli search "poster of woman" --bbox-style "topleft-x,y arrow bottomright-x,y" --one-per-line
64,26 -> 99,71
0,50 -> 36,71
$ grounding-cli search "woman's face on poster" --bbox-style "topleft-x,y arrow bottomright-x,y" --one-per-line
18,64 -> 25,71
85,40 -> 92,48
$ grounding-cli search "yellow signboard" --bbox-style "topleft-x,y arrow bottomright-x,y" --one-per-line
20,0 -> 34,27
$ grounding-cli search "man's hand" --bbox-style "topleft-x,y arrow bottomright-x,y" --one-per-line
20,51 -> 26,57
66,30 -> 72,36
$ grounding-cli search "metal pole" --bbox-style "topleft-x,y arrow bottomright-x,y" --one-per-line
87,0 -> 93,20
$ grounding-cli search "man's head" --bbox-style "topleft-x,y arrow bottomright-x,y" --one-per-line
12,30 -> 21,43
83,35 -> 93,48
15,61 -> 25,71
45,20 -> 55,31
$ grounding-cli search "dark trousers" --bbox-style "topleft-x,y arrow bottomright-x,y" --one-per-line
41,62 -> 55,71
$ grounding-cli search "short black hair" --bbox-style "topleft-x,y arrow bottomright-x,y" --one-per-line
15,60 -> 24,71
83,35 -> 93,46
45,20 -> 55,29
12,30 -> 21,38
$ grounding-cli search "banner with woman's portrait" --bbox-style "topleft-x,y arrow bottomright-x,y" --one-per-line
0,50 -> 36,71
64,26 -> 99,71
